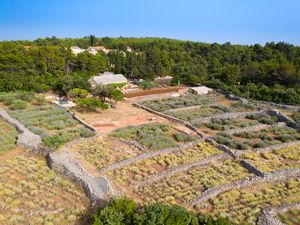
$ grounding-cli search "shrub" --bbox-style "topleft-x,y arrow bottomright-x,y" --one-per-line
174,133 -> 196,142
75,97 -> 108,112
253,142 -> 267,148
68,88 -> 89,99
9,100 -> 27,110
92,198 -> 231,225
276,134 -> 296,143
79,128 -> 95,138
34,96 -> 47,106
15,91 -> 35,102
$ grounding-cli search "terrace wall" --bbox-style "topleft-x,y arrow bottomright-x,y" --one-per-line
258,202 -> 300,225
266,109 -> 299,129
48,150 -> 113,206
0,109 -> 46,155
53,103 -> 97,132
190,168 -> 300,206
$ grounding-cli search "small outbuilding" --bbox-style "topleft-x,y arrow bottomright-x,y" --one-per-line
189,86 -> 213,95
89,72 -> 128,87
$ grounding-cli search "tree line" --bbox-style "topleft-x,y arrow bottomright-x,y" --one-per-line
0,36 -> 299,104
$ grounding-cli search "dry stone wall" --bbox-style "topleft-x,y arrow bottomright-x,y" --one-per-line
224,122 -> 286,135
190,111 -> 262,125
0,109 -> 46,154
48,150 -> 113,206
138,153 -> 230,186
98,141 -> 199,174
190,168 -> 300,206
258,202 -> 300,225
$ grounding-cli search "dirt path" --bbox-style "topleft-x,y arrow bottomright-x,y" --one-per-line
0,148 -> 23,162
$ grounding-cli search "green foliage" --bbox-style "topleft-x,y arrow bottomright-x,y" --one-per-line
33,95 -> 47,106
92,198 -> 231,225
68,88 -> 89,98
110,123 -> 194,151
138,80 -> 159,89
9,100 -> 27,110
174,133 -> 197,142
0,39 -> 300,104
74,97 -> 108,112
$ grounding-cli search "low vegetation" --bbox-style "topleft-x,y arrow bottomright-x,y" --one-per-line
108,142 -> 222,185
241,144 -> 300,172
167,103 -> 252,122
110,123 -> 196,151
92,198 -> 231,225
135,160 -> 250,206
200,178 -> 300,225
0,92 -> 47,110
279,208 -> 300,225
214,126 -> 300,150
0,119 -> 19,153
9,105 -> 95,150
142,94 -> 222,112
74,138 -> 142,170
0,155 -> 90,225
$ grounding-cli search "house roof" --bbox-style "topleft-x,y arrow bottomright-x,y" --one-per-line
91,73 -> 127,85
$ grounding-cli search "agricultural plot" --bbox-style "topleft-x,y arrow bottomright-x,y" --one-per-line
241,144 -> 300,172
0,155 -> 90,225
141,94 -> 223,112
109,123 -> 196,151
196,113 -> 277,136
213,125 -> 300,150
165,102 -> 254,122
291,112 -> 300,123
107,142 -> 222,185
134,160 -> 251,206
9,105 -> 95,150
73,137 -> 142,170
0,119 -> 18,153
199,178 -> 300,225
279,209 -> 300,225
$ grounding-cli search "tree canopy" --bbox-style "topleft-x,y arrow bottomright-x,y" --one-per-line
1,37 -> 300,104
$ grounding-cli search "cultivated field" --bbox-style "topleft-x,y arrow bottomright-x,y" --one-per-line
0,154 -> 90,225
1,90 -> 300,225
0,119 -> 18,154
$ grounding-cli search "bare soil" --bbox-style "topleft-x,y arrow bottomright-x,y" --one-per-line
74,101 -> 174,134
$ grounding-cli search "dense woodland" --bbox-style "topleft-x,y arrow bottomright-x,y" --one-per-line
0,36 -> 300,104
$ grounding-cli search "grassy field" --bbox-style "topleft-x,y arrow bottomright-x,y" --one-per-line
241,144 -> 300,172
0,155 -> 90,225
0,119 -> 18,153
9,105 -> 95,150
141,94 -> 222,112
107,142 -> 222,185
199,178 -> 300,225
213,126 -> 300,150
279,209 -> 300,225
74,137 -> 142,170
109,123 -> 196,151
134,160 -> 250,206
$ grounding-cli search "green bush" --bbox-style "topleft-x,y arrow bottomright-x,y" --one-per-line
79,128 -> 95,138
92,198 -> 231,225
34,96 -> 47,106
9,100 -> 27,110
174,133 -> 197,142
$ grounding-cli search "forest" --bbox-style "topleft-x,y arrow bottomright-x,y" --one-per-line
0,36 -> 299,104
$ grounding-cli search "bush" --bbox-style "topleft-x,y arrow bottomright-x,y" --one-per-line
9,100 -> 27,110
34,96 -> 47,106
75,97 -> 108,112
68,88 -> 89,99
174,133 -> 197,142
92,198 -> 231,225
79,128 -> 95,138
